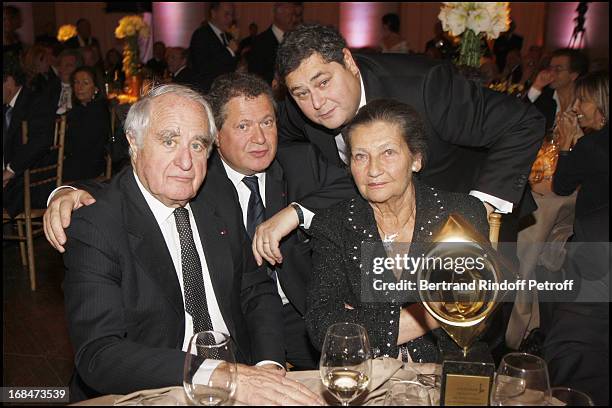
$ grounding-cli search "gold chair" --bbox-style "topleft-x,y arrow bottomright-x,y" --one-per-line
488,212 -> 502,250
3,116 -> 66,291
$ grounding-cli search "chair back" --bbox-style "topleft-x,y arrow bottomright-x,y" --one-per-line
21,115 -> 66,214
488,213 -> 502,250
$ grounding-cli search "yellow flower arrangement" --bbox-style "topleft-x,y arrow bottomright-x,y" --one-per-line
114,15 -> 150,79
57,24 -> 77,42
115,15 -> 150,40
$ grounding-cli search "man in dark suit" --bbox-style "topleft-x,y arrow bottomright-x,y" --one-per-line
43,74 -> 357,370
207,73 -> 356,369
188,2 -> 239,92
247,3 -> 297,84
493,21 -> 523,72
526,48 -> 589,133
252,24 -> 545,262
3,51 -> 80,217
60,84 -> 322,405
166,47 -> 198,90
145,41 -> 167,78
64,18 -> 100,51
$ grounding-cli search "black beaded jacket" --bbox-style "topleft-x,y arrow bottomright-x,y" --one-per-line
305,180 -> 489,362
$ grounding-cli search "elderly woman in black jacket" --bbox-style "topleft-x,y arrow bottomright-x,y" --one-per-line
305,100 -> 489,363
63,66 -> 110,182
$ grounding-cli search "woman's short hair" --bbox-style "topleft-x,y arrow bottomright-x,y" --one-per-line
344,99 -> 428,168
575,70 -> 609,125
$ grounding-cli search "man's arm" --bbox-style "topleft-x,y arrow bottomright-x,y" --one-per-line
239,232 -> 286,366
43,180 -> 108,252
424,62 -> 545,206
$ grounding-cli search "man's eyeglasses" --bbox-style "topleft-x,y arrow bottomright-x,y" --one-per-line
548,65 -> 570,73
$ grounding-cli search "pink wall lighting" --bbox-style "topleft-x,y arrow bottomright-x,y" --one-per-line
152,2 -> 206,48
339,2 -> 399,49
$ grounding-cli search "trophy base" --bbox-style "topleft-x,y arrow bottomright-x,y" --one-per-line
440,342 -> 495,406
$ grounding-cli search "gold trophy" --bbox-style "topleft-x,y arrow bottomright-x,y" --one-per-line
416,214 -> 512,406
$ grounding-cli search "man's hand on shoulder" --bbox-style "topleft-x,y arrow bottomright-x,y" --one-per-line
43,188 -> 96,253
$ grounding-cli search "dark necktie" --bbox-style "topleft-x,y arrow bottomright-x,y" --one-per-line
242,176 -> 265,240
220,32 -> 228,47
242,176 -> 278,283
3,105 -> 13,161
4,104 -> 13,133
174,207 -> 214,334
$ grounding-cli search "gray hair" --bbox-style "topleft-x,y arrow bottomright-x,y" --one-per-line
124,84 -> 217,157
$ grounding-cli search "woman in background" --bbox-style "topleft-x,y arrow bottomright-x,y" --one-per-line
63,66 -> 110,182
380,13 -> 409,54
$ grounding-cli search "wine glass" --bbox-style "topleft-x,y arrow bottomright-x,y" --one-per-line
319,322 -> 372,406
491,352 -> 551,406
383,381 -> 432,406
550,387 -> 594,406
183,331 -> 237,406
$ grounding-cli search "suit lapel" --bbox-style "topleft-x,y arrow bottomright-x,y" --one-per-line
264,160 -> 287,219
189,196 -> 237,338
122,171 -> 185,319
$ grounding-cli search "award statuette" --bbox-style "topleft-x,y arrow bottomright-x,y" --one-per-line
416,214 -> 512,406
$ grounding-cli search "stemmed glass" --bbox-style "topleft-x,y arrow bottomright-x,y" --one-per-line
550,387 -> 594,406
491,352 -> 551,406
319,322 -> 372,406
183,331 -> 237,406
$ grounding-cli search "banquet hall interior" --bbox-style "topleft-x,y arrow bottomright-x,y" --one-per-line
3,2 -> 609,406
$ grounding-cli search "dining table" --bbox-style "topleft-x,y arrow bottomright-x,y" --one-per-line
72,358 -> 441,406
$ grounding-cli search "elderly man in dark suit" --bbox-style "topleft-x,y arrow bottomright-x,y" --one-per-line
59,83 -> 322,405
188,2 -> 239,92
247,2 -> 298,84
43,73 -> 357,371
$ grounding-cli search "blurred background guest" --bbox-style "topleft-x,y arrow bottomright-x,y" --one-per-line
62,66 -> 110,182
3,5 -> 23,59
35,21 -> 60,47
380,13 -> 409,54
248,2 -> 298,84
104,48 -> 125,90
494,21 -> 524,73
545,71 -> 609,406
527,48 -> 589,133
166,46 -> 198,89
145,41 -> 167,79
22,43 -> 53,94
188,2 -> 239,92
237,22 -> 258,63
64,18 -> 100,51
553,70 -> 608,221
424,22 -> 457,60
79,45 -> 105,91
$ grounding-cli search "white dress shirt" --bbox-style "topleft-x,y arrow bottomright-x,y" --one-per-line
57,82 -> 72,115
208,22 -> 235,57
134,172 -> 230,351
271,24 -> 284,44
221,159 -> 290,306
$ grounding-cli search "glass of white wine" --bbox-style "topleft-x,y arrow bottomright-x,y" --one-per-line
320,322 -> 372,406
183,331 -> 237,406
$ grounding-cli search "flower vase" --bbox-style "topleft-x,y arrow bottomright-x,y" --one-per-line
458,29 -> 482,68
127,75 -> 142,98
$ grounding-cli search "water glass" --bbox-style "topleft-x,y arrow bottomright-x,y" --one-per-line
550,387 -> 594,406
491,352 -> 551,406
183,331 -> 237,406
